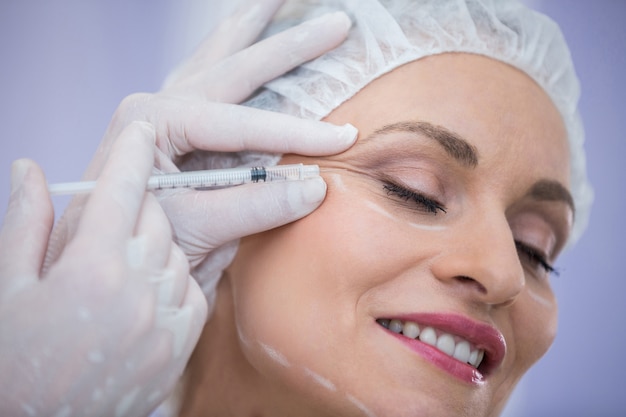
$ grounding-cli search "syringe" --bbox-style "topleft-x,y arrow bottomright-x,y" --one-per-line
48,164 -> 320,196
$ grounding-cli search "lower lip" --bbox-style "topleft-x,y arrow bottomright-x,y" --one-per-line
380,326 -> 485,385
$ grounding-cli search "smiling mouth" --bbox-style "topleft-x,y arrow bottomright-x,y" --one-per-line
376,318 -> 485,369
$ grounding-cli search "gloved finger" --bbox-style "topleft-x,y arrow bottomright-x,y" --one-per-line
76,121 -> 156,247
42,191 -> 90,273
178,274 -> 209,341
129,193 -> 190,308
197,0 -> 286,63
129,192 -> 173,271
116,95 -> 358,160
149,243 -> 190,308
153,288 -> 205,363
158,177 -> 327,262
163,0 -> 285,88
148,276 -> 206,391
189,239 -> 238,300
66,317 -> 173,416
171,11 -> 352,102
105,330 -> 175,417
122,274 -> 207,415
0,159 -> 53,299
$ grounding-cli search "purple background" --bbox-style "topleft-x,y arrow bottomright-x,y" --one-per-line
1,1 -> 624,415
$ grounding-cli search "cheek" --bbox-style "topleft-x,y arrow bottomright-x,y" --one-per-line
225,191 -> 397,403
227,181 -> 437,379
510,286 -> 558,370
231,189 -> 391,342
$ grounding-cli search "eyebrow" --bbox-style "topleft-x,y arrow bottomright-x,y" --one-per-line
528,180 -> 576,216
369,120 -> 576,214
371,121 -> 479,168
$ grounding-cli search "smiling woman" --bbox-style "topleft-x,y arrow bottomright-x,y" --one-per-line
171,0 -> 591,416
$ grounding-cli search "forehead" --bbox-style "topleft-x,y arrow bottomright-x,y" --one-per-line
324,53 -> 570,186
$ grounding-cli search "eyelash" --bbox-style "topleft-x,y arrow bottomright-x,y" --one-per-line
382,182 -> 558,276
382,182 -> 447,214
515,241 -> 559,276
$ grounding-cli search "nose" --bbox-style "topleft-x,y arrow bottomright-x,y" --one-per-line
430,214 -> 525,307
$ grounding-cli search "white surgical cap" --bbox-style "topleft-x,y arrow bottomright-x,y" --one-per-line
241,0 -> 592,245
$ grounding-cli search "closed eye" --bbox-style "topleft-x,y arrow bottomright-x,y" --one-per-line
383,182 -> 447,215
515,241 -> 559,277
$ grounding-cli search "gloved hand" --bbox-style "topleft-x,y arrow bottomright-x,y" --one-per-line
0,122 -> 207,417
46,0 -> 357,300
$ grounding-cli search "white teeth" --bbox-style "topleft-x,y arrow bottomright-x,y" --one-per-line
468,349 -> 478,366
403,321 -> 420,339
436,333 -> 456,356
453,340 -> 471,364
389,319 -> 403,334
379,319 -> 487,369
419,327 -> 437,346
468,349 -> 486,368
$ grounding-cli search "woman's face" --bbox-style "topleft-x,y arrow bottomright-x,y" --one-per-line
226,53 -> 573,416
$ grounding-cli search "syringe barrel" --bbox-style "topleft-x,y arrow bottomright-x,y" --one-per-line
146,164 -> 320,190
264,164 -> 320,182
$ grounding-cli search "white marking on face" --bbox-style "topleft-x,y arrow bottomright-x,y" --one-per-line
346,393 -> 378,417
364,200 -> 448,231
526,288 -> 554,308
364,200 -> 396,221
408,222 -> 447,232
327,173 -> 348,193
236,323 -> 251,348
259,342 -> 291,368
303,367 -> 337,392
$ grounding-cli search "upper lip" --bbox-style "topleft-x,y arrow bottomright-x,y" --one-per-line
379,312 -> 507,376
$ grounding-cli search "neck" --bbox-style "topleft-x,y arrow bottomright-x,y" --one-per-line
178,276 -> 262,416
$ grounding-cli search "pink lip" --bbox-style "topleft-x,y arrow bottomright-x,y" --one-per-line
377,313 -> 506,385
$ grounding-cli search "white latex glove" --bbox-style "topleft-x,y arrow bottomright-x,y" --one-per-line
0,122 -> 207,417
46,0 -> 357,299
